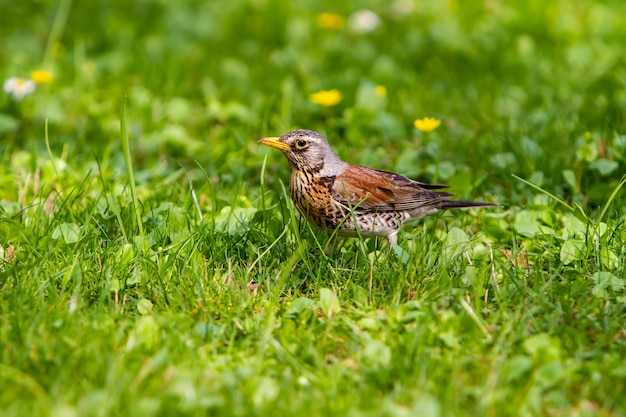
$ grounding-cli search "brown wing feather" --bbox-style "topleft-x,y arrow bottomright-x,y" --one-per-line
331,165 -> 452,212
369,168 -> 450,190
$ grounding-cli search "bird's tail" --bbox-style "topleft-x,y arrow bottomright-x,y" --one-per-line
439,200 -> 498,209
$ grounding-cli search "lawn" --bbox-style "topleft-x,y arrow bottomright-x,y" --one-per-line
1,1 -> 626,416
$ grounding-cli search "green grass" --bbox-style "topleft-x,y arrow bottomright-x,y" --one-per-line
2,1 -> 626,416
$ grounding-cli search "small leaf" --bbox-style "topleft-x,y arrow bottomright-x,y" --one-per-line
359,339 -> 392,368
214,206 -> 258,235
573,203 -> 589,222
561,214 -> 587,239
252,377 -> 280,407
576,142 -> 598,163
589,158 -> 619,176
127,316 -> 160,350
560,239 -> 585,265
529,170 -> 544,187
502,355 -> 533,382
392,244 -> 410,264
109,278 -> 120,292
438,330 -> 460,349
410,395 -> 441,417
286,297 -> 316,316
562,169 -> 578,192
137,299 -> 153,315
523,333 -> 561,362
442,227 -> 469,261
51,223 -> 81,244
357,317 -> 380,331
514,211 -> 542,237
522,137 -> 543,159
599,247 -> 618,269
119,243 -> 134,265
535,361 -> 566,389
490,152 -> 516,170
0,113 -> 19,133
319,288 -> 340,317
591,271 -> 624,298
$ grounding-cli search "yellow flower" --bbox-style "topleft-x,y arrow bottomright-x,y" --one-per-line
309,89 -> 342,107
414,117 -> 441,132
375,85 -> 387,97
317,13 -> 345,30
30,70 -> 54,84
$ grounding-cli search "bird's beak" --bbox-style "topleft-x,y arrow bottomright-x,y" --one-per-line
259,137 -> 290,151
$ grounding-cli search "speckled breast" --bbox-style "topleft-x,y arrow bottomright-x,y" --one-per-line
289,170 -> 347,230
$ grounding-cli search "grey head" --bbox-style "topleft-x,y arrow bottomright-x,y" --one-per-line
260,129 -> 347,176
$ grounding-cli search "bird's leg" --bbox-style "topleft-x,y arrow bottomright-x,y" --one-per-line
386,232 -> 398,247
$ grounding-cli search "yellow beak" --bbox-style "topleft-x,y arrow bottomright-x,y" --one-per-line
259,137 -> 290,151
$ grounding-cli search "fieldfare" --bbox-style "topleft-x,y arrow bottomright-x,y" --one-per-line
259,129 -> 495,246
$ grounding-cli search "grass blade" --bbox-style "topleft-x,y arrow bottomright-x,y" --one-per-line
512,173 -> 574,211
120,96 -> 144,237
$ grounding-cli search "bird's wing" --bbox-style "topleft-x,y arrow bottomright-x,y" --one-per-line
330,165 -> 453,212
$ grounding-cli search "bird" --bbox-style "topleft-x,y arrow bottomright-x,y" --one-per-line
259,129 -> 495,246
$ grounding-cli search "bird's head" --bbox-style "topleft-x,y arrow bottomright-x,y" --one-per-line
259,129 -> 346,175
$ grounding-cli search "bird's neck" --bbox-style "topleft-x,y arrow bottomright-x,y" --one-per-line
314,154 -> 347,177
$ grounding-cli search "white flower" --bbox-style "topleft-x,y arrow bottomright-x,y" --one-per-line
348,9 -> 381,34
4,77 -> 36,100
391,0 -> 415,16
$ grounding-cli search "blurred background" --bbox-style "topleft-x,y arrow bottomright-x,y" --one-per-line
2,0 -> 626,208
2,4 -> 626,415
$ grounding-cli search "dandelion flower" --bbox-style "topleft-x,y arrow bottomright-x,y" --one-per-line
30,70 -> 54,84
3,77 -> 36,100
375,85 -> 387,97
348,9 -> 381,34
317,13 -> 345,30
414,117 -> 441,132
309,89 -> 342,107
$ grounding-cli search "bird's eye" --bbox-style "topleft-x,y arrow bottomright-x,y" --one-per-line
294,139 -> 308,149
